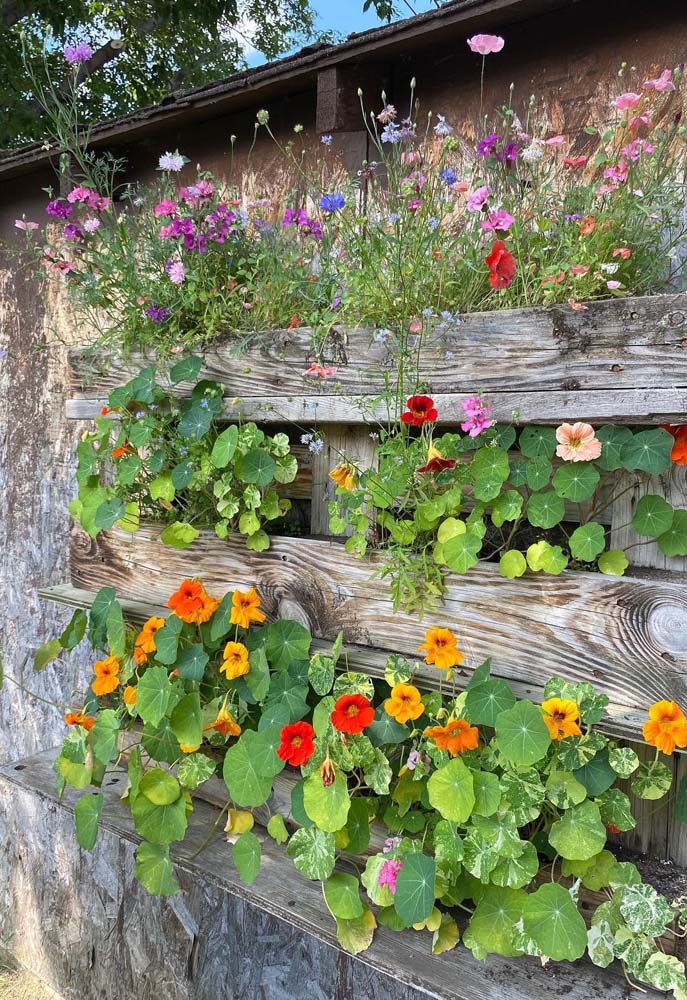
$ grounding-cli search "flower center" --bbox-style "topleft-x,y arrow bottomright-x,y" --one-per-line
347,705 -> 359,717
292,736 -> 302,747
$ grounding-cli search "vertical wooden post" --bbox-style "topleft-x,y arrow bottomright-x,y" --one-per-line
310,425 -> 377,536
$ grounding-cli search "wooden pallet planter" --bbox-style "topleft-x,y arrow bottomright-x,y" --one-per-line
19,290 -> 687,995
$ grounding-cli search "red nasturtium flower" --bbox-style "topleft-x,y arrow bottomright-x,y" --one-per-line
278,721 -> 316,766
662,425 -> 687,465
485,239 -> 516,290
401,395 -> 438,426
417,444 -> 456,474
331,694 -> 375,734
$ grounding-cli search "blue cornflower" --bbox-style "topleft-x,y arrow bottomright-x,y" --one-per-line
428,216 -> 440,232
320,135 -> 333,146
320,192 -> 346,213
441,167 -> 457,186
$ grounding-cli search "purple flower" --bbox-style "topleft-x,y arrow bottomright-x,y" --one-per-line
378,859 -> 404,893
320,192 -> 346,213
329,296 -> 342,310
46,199 -> 72,219
383,836 -> 402,853
145,304 -> 171,323
283,207 -> 322,240
406,750 -> 421,771
461,396 -> 494,437
477,133 -> 501,157
83,218 -> 101,233
565,212 -> 583,222
165,259 -> 186,284
320,135 -> 333,146
63,222 -> 84,242
64,42 -> 93,65
497,142 -> 519,163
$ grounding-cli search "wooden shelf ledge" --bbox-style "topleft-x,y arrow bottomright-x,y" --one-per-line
0,749 -> 662,1000
39,582 -> 658,746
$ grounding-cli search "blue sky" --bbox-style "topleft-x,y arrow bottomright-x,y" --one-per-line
313,0 -> 437,38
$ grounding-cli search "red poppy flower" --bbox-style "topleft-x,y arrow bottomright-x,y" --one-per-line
486,239 -> 516,290
401,395 -> 438,426
277,721 -> 316,766
331,694 -> 375,735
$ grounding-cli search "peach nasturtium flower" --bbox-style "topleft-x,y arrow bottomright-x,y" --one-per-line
230,587 -> 266,629
134,616 -> 165,664
418,627 -> 464,670
384,682 -> 425,724
168,579 -> 220,624
220,641 -> 251,679
643,701 -> 687,755
425,718 -> 479,756
541,698 -> 582,740
205,703 -> 241,738
91,655 -> 121,696
329,463 -> 359,492
555,422 -> 602,463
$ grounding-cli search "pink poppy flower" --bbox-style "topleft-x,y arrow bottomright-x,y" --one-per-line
303,363 -> 337,378
409,319 -> 423,333
555,422 -> 602,462
607,280 -> 622,290
571,265 -> 590,276
563,155 -> 588,169
568,298 -> 588,312
467,33 -> 505,55
14,219 -> 39,231
643,69 -> 675,92
466,185 -> 490,212
611,92 -> 642,111
545,135 -> 567,146
481,208 -> 515,232
629,112 -> 653,131
612,247 -> 631,260
450,181 -> 470,194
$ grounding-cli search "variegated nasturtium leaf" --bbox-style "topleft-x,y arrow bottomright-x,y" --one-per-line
598,548 -> 629,575
324,873 -> 364,920
462,828 -> 500,880
490,842 -> 539,889
501,768 -> 545,826
495,700 -> 551,766
427,758 -> 475,823
308,653 -> 335,695
465,678 -> 516,727
545,770 -> 587,809
522,883 -> 587,962
335,907 -> 376,955
364,748 -> 393,794
286,827 -> 335,880
569,522 -> 606,562
463,885 -> 527,959
631,759 -> 672,800
587,919 -> 615,968
499,549 -> 527,578
641,953 -> 687,993
433,819 -> 464,881
361,854 -> 396,907
134,843 -> 180,896
526,490 -> 565,529
597,788 -> 636,832
608,745 -> 639,777
632,494 -> 674,537
233,831 -> 261,885
548,800 -> 606,860
303,770 -> 350,832
393,853 -> 436,926
552,462 -> 600,501
658,509 -> 687,557
618,883 -> 675,936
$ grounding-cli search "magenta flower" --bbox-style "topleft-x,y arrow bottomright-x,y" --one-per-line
467,33 -> 504,55
145,304 -> 171,323
477,133 -> 500,157
46,199 -> 72,219
643,69 -> 675,92
378,859 -> 404,893
83,218 -> 101,233
461,396 -> 494,437
154,200 -> 178,217
481,209 -> 515,232
612,92 -> 642,111
64,42 -> 93,65
466,185 -> 490,212
14,219 -> 39,231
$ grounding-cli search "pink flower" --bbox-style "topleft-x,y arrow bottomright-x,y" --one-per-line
154,200 -> 178,217
563,155 -> 588,169
303,363 -> 337,378
467,33 -> 505,55
629,112 -> 653,131
643,69 -> 675,92
14,219 -> 39,231
607,280 -> 622,290
612,92 -> 642,111
406,198 -> 423,213
481,209 -> 514,232
401,150 -> 423,167
545,135 -> 567,146
571,265 -> 590,276
409,320 -> 423,333
83,218 -> 101,233
603,160 -> 629,184
621,138 -> 655,161
555,422 -> 602,462
466,185 -> 490,212
377,104 -> 397,125
378,859 -> 403,893
165,259 -> 186,284
568,298 -> 588,312
450,181 -> 470,194
461,396 -> 494,437
612,247 -> 631,260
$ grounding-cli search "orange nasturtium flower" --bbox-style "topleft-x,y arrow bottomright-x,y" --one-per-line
230,587 -> 266,629
384,682 -> 425,724
134,616 -> 166,665
418,627 -> 464,671
424,718 -> 479,756
541,698 -> 582,740
329,463 -> 358,492
205,702 -> 242,738
167,579 -> 220,624
91,655 -> 121,696
220,641 -> 250,680
643,701 -> 687,755
64,710 -> 95,731
123,685 -> 138,706
179,742 -> 201,753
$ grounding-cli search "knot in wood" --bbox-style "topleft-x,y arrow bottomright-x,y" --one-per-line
660,311 -> 686,329
561,378 -> 581,391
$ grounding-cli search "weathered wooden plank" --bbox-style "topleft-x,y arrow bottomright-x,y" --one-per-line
67,293 -> 687,424
310,426 -> 378,534
611,464 -> 687,573
68,525 -> 687,710
38,583 -> 656,745
0,750 -> 661,1000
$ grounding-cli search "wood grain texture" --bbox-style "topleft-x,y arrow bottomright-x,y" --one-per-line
0,750 -> 659,1000
67,293 -> 687,424
69,525 -> 687,711
611,463 -> 687,573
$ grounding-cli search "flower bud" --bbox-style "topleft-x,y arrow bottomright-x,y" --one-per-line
320,757 -> 336,787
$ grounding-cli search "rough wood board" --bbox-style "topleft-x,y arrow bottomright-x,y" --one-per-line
67,293 -> 687,424
38,583 -> 655,745
0,750 -> 658,1000
69,525 -> 687,710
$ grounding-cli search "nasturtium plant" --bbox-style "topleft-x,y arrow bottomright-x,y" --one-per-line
70,363 -> 296,552
35,586 -> 687,995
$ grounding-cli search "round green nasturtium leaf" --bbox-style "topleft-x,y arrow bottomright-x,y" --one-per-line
631,759 -> 672,800
620,427 -> 674,475
522,882 -> 587,961
548,800 -> 606,860
149,472 -> 175,502
233,831 -> 261,885
491,490 -> 523,528
324,873 -> 364,920
340,799 -> 371,855
393,853 -> 436,927
569,522 -> 606,562
552,462 -> 600,502
545,770 -> 587,809
303,770 -> 351,832
335,907 -> 377,955
267,813 -> 290,845
236,448 -> 277,486
597,548 -> 629,576
596,425 -> 633,471
139,768 -> 181,806
463,885 -> 526,959
178,403 -> 212,442
608,746 -> 639,778
160,521 -> 200,549
490,842 -> 539,889
427,757 -> 475,823
499,550 -> 527,579
286,827 -> 336,880
136,666 -> 172,727
223,727 -> 284,807
170,354 -> 203,384
211,425 -> 239,468
526,491 -> 565,529
74,793 -> 104,851
442,531 -> 482,573
432,913 -> 460,955
632,494 -> 674,537
134,842 -> 179,897
465,679 -> 516,727
658,509 -> 687,557
471,770 -> 502,817
525,455 -> 553,491
574,749 -> 616,796
495,700 -> 551,766
519,425 -> 557,459
131,791 -> 188,846
170,692 -> 202,750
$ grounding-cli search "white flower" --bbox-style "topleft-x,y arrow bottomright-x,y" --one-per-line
520,139 -> 545,162
600,262 -> 619,274
158,151 -> 186,172
433,114 -> 453,137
